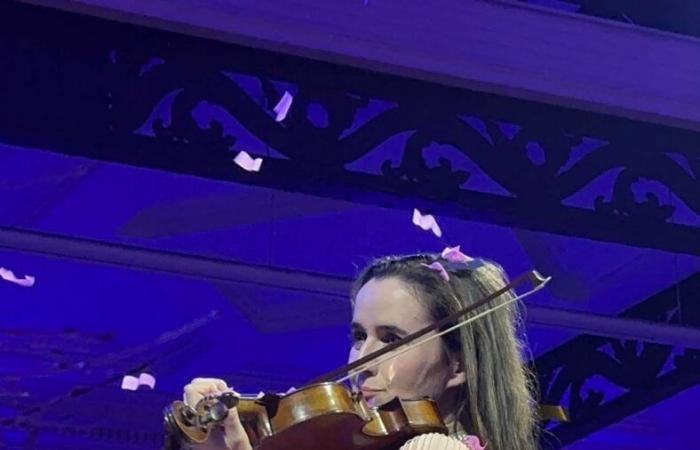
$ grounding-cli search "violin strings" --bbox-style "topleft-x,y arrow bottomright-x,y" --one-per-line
338,277 -> 552,384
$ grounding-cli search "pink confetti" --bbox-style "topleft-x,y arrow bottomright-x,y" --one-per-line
412,209 -> 442,238
441,246 -> 473,263
233,151 -> 263,172
273,91 -> 294,122
0,267 -> 35,287
463,435 -> 486,450
121,373 -> 156,390
421,262 -> 449,282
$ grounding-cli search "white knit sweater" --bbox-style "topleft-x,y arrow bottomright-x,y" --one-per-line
399,433 -> 474,450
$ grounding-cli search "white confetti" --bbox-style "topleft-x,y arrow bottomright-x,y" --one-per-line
121,372 -> 156,390
412,209 -> 442,238
138,373 -> 156,389
441,246 -> 473,263
121,375 -> 140,391
0,267 -> 35,287
273,91 -> 294,122
233,151 -> 263,172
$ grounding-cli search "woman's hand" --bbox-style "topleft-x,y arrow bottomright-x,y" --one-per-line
183,378 -> 253,450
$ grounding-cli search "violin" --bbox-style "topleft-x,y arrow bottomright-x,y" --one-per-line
163,270 -> 549,450
165,383 -> 446,450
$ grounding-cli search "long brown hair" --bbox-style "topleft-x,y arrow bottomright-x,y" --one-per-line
351,254 -> 539,450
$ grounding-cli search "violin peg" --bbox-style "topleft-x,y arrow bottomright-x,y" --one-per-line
219,392 -> 240,409
207,402 -> 231,422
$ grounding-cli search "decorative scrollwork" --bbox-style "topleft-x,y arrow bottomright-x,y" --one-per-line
108,49 -> 698,226
534,274 -> 700,446
1,0 -> 698,255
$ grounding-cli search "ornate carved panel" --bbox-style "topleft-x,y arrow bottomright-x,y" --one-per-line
535,274 -> 700,448
1,2 -> 699,255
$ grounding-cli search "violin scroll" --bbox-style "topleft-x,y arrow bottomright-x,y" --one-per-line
163,392 -> 240,447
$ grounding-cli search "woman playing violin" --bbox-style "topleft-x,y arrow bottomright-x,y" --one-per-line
181,249 -> 540,450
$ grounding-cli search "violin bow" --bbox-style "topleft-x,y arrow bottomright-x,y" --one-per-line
309,270 -> 550,384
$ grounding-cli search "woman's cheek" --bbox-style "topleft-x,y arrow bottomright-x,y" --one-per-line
382,358 -> 411,395
384,360 -> 399,387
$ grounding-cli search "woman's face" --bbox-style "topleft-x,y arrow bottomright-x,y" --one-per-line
348,276 -> 464,409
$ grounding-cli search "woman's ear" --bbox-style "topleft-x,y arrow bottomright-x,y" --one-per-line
446,359 -> 466,389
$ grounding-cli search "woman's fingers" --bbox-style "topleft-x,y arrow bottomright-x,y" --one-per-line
184,378 -> 230,406
182,378 -> 253,450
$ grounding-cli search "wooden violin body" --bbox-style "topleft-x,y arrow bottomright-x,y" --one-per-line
165,382 -> 447,450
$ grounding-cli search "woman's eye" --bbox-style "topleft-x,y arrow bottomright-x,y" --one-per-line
349,331 -> 366,349
380,333 -> 401,344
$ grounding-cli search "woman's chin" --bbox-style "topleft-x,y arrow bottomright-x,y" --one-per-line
365,395 -> 389,408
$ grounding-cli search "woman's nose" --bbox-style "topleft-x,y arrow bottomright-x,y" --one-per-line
357,337 -> 385,362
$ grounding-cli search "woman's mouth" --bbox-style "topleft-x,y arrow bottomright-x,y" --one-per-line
360,388 -> 384,404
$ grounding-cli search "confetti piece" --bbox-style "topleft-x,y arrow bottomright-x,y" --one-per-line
273,91 -> 294,122
463,435 -> 487,450
420,262 -> 450,282
121,375 -> 140,391
233,151 -> 263,172
121,373 -> 156,390
138,373 -> 156,389
412,209 -> 442,238
441,246 -> 473,263
0,267 -> 35,287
